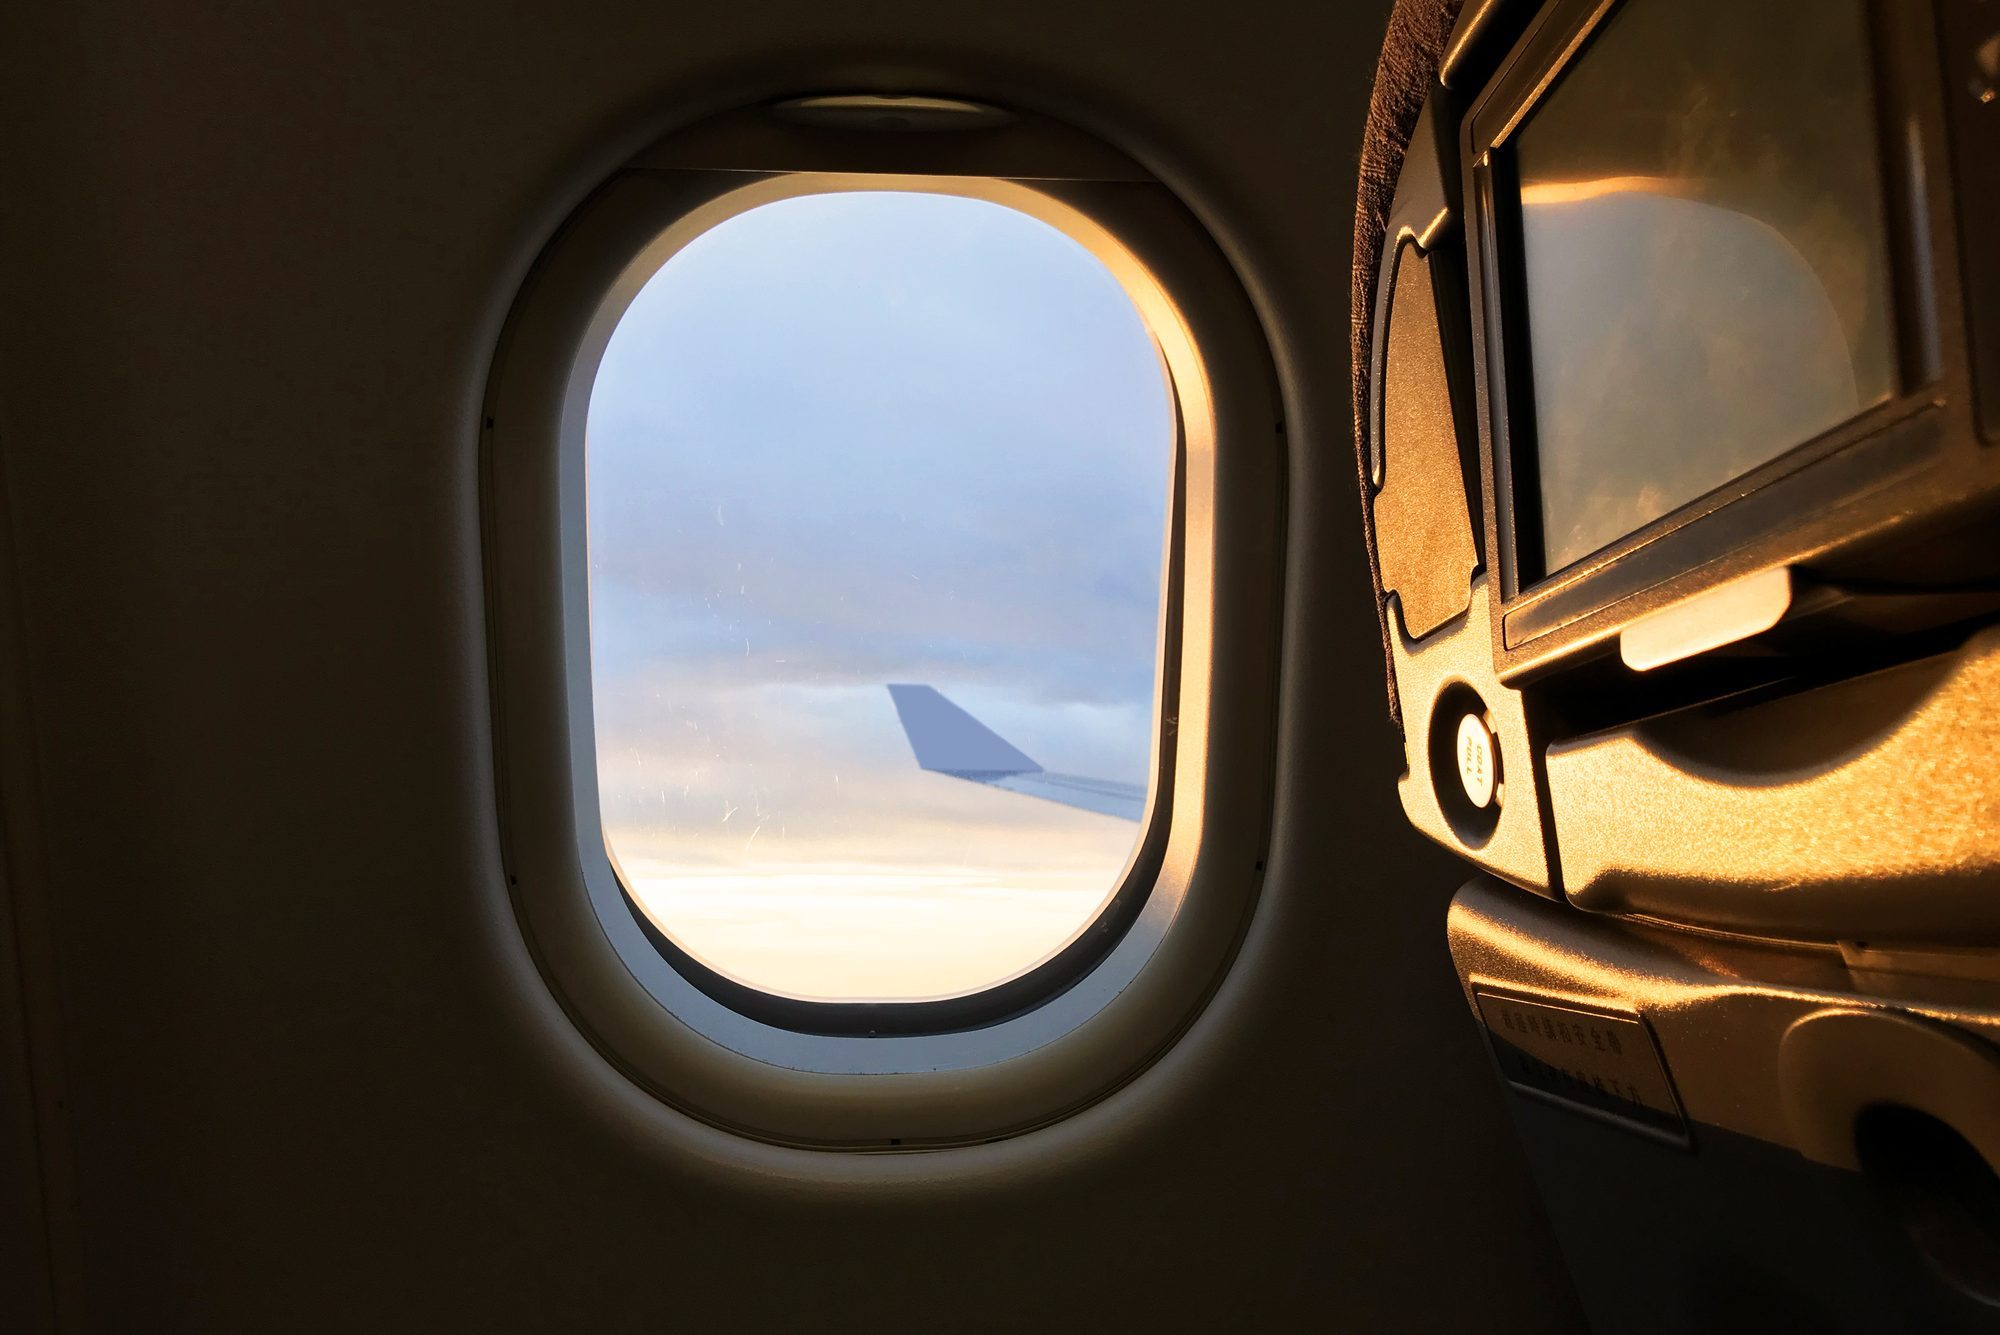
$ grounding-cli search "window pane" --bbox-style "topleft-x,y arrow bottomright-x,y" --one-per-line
586,191 -> 1173,1002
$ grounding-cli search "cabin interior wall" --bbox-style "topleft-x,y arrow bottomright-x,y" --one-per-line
0,0 -> 1581,1329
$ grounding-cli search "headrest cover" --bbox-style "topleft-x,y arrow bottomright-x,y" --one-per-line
1352,0 -> 1466,726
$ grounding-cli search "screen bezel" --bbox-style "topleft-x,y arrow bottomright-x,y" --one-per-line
1465,0 -> 1953,672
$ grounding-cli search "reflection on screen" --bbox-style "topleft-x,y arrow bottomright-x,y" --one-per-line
1513,0 -> 1896,575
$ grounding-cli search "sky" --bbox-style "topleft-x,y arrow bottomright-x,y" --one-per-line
585,190 -> 1173,1002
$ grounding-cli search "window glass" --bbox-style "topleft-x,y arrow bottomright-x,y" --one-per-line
586,191 -> 1173,1002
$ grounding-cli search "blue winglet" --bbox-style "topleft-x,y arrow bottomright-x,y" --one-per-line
886,684 -> 1042,777
886,685 -> 1147,822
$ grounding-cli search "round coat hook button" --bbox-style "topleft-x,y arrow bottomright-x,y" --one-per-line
1455,711 -> 1499,809
1427,684 -> 1502,846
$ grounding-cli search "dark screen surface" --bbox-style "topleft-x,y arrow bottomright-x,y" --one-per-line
1513,0 -> 1897,577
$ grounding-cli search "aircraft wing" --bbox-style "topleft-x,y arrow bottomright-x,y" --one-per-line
886,684 -> 1145,822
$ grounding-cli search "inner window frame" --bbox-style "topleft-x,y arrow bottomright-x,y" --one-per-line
482,119 -> 1284,1145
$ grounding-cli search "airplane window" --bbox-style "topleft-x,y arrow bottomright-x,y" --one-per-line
586,190 -> 1174,1004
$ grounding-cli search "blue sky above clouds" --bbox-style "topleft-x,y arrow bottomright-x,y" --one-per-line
584,190 -> 1172,1000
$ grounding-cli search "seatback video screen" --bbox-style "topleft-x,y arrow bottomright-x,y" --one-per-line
1511,0 -> 1898,576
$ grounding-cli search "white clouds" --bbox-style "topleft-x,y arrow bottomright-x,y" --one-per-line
595,679 -> 1148,866
621,869 -> 1125,1001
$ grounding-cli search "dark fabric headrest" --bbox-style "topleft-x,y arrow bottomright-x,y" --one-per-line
1351,0 -> 1465,727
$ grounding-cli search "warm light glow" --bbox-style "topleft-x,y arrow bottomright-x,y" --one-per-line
1518,174 -> 1698,206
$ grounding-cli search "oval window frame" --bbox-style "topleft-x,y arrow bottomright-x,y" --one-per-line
483,117 -> 1284,1148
